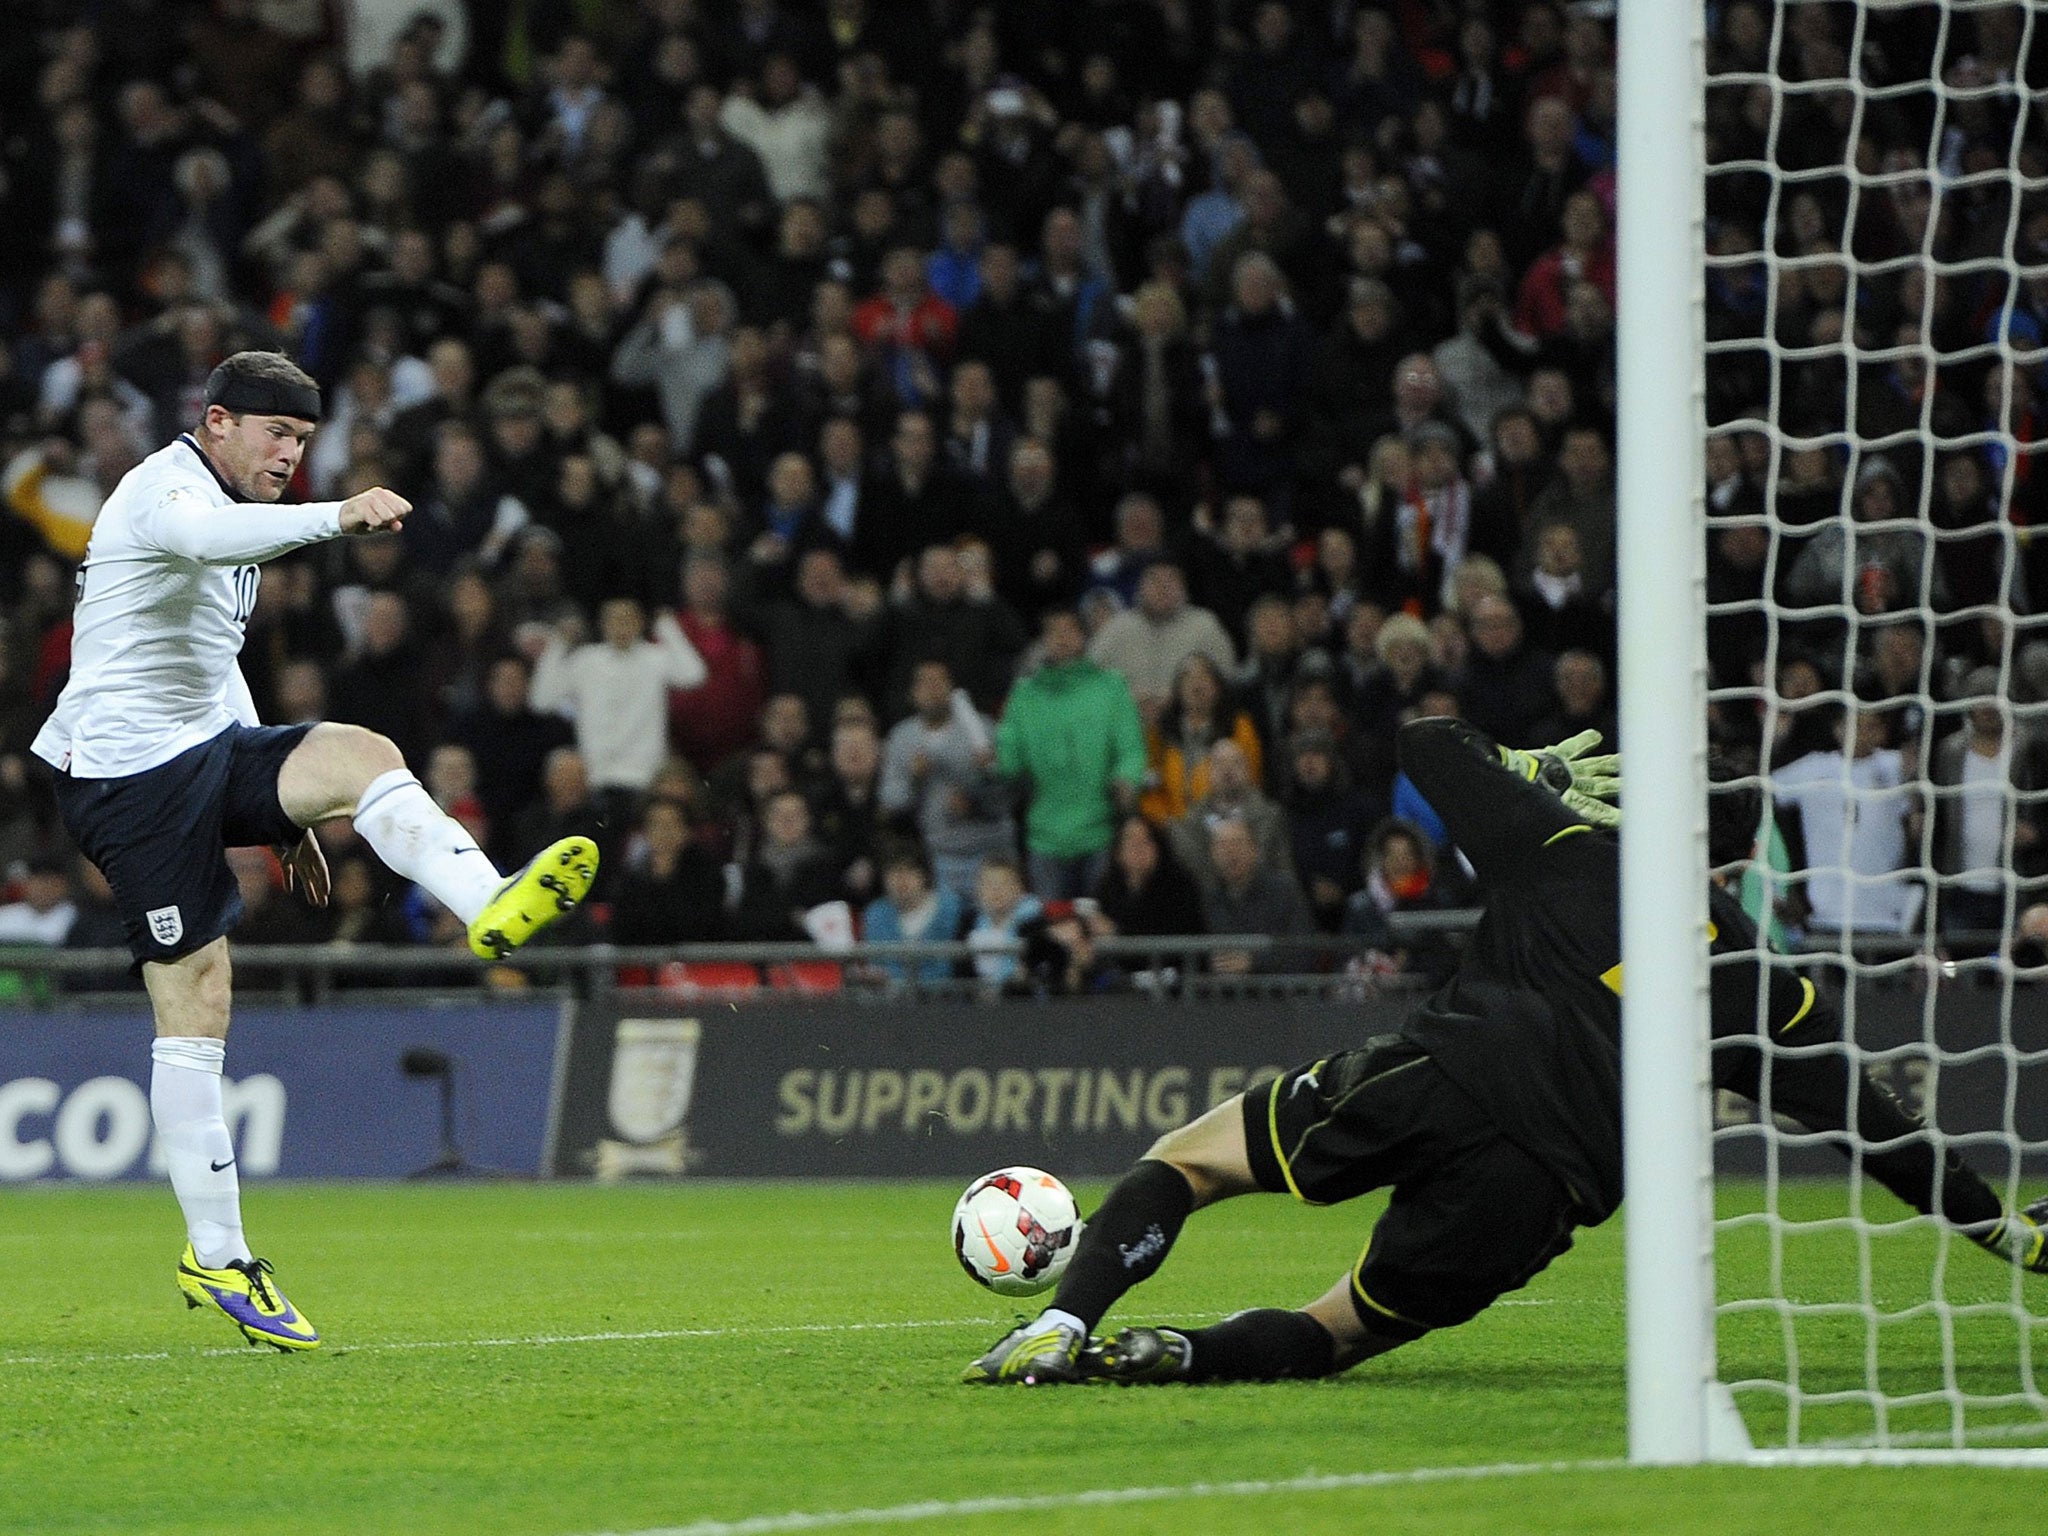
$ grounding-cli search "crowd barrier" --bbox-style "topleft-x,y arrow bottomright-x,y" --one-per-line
0,922 -> 1470,1004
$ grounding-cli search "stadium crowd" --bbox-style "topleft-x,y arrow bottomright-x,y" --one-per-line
0,0 -> 2045,990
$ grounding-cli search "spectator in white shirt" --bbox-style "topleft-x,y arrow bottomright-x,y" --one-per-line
1931,666 -> 2047,945
1773,704 -> 1924,937
530,596 -> 708,829
718,55 -> 831,205
879,658 -> 1015,902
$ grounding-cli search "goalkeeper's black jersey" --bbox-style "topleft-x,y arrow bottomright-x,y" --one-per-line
1392,717 -> 1822,1225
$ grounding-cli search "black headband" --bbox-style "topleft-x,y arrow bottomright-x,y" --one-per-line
204,363 -> 322,424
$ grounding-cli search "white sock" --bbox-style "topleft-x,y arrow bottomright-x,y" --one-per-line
352,768 -> 503,924
151,1037 -> 252,1269
1038,1308 -> 1086,1335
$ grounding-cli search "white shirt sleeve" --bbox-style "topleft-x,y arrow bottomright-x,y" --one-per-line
651,611 -> 709,689
134,486 -> 344,566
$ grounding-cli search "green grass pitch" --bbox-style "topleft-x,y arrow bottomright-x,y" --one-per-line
2,1179 -> 2044,1535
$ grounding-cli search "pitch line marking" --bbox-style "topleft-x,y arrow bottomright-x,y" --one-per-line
0,1300 -> 1555,1369
578,1459 -> 1633,1536
0,1316 -> 991,1369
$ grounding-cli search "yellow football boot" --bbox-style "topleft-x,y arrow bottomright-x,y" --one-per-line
467,837 -> 599,959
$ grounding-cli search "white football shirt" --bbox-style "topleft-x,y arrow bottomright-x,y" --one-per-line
1771,745 -> 1923,934
32,434 -> 345,779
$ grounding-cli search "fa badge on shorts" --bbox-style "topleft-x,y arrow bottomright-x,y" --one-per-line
146,905 -> 184,946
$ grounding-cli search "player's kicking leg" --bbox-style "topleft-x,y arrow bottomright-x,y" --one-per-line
278,723 -> 597,958
963,1094 -> 1259,1384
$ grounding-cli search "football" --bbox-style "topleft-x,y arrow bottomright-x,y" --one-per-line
951,1166 -> 1082,1296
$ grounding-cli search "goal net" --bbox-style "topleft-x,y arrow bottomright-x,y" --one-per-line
1667,0 -> 2048,1458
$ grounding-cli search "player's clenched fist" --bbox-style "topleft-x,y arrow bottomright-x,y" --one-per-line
339,486 -> 411,534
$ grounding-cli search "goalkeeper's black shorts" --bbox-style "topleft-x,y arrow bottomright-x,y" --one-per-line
1242,1036 -> 1579,1339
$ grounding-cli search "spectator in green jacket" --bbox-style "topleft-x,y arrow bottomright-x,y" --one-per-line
995,607 -> 1147,899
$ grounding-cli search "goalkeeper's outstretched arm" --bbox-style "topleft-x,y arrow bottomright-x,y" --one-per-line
1394,715 -> 1598,887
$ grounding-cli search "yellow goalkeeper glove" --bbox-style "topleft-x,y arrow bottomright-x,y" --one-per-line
1499,729 -> 1622,828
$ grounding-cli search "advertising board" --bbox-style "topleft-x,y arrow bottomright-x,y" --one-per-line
554,986 -> 2048,1181
0,1000 -> 564,1180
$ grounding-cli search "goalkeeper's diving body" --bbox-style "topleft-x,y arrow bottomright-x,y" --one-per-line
965,714 -> 2045,1386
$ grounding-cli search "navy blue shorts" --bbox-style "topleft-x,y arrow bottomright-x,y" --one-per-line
53,723 -> 315,966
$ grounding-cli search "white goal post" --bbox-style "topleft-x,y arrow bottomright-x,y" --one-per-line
1621,0 -> 2048,1464
1617,0 -> 1716,1469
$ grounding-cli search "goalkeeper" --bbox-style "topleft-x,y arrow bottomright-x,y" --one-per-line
965,715 -> 2044,1386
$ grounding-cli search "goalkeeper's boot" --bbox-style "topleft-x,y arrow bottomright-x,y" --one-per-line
962,1315 -> 1086,1384
1968,1201 -> 2048,1274
1081,1326 -> 1193,1385
2011,1198 -> 2048,1273
467,837 -> 599,959
177,1245 -> 319,1352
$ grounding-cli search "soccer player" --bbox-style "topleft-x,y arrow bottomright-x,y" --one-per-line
30,352 -> 598,1352
965,715 -> 2045,1385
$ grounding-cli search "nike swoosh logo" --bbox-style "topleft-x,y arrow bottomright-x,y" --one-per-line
210,1158 -> 235,1172
974,1216 -> 1011,1274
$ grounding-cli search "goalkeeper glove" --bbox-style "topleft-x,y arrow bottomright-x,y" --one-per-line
1498,729 -> 1622,829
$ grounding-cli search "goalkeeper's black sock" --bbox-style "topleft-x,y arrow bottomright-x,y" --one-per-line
1049,1159 -> 1194,1330
1181,1309 -> 1338,1383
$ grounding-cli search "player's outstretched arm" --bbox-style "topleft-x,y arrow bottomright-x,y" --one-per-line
1395,715 -> 1590,884
138,485 -> 408,565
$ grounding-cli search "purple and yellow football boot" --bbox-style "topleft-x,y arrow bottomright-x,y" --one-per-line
177,1245 -> 320,1351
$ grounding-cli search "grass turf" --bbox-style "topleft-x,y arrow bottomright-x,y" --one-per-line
1,1179 -> 2044,1536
